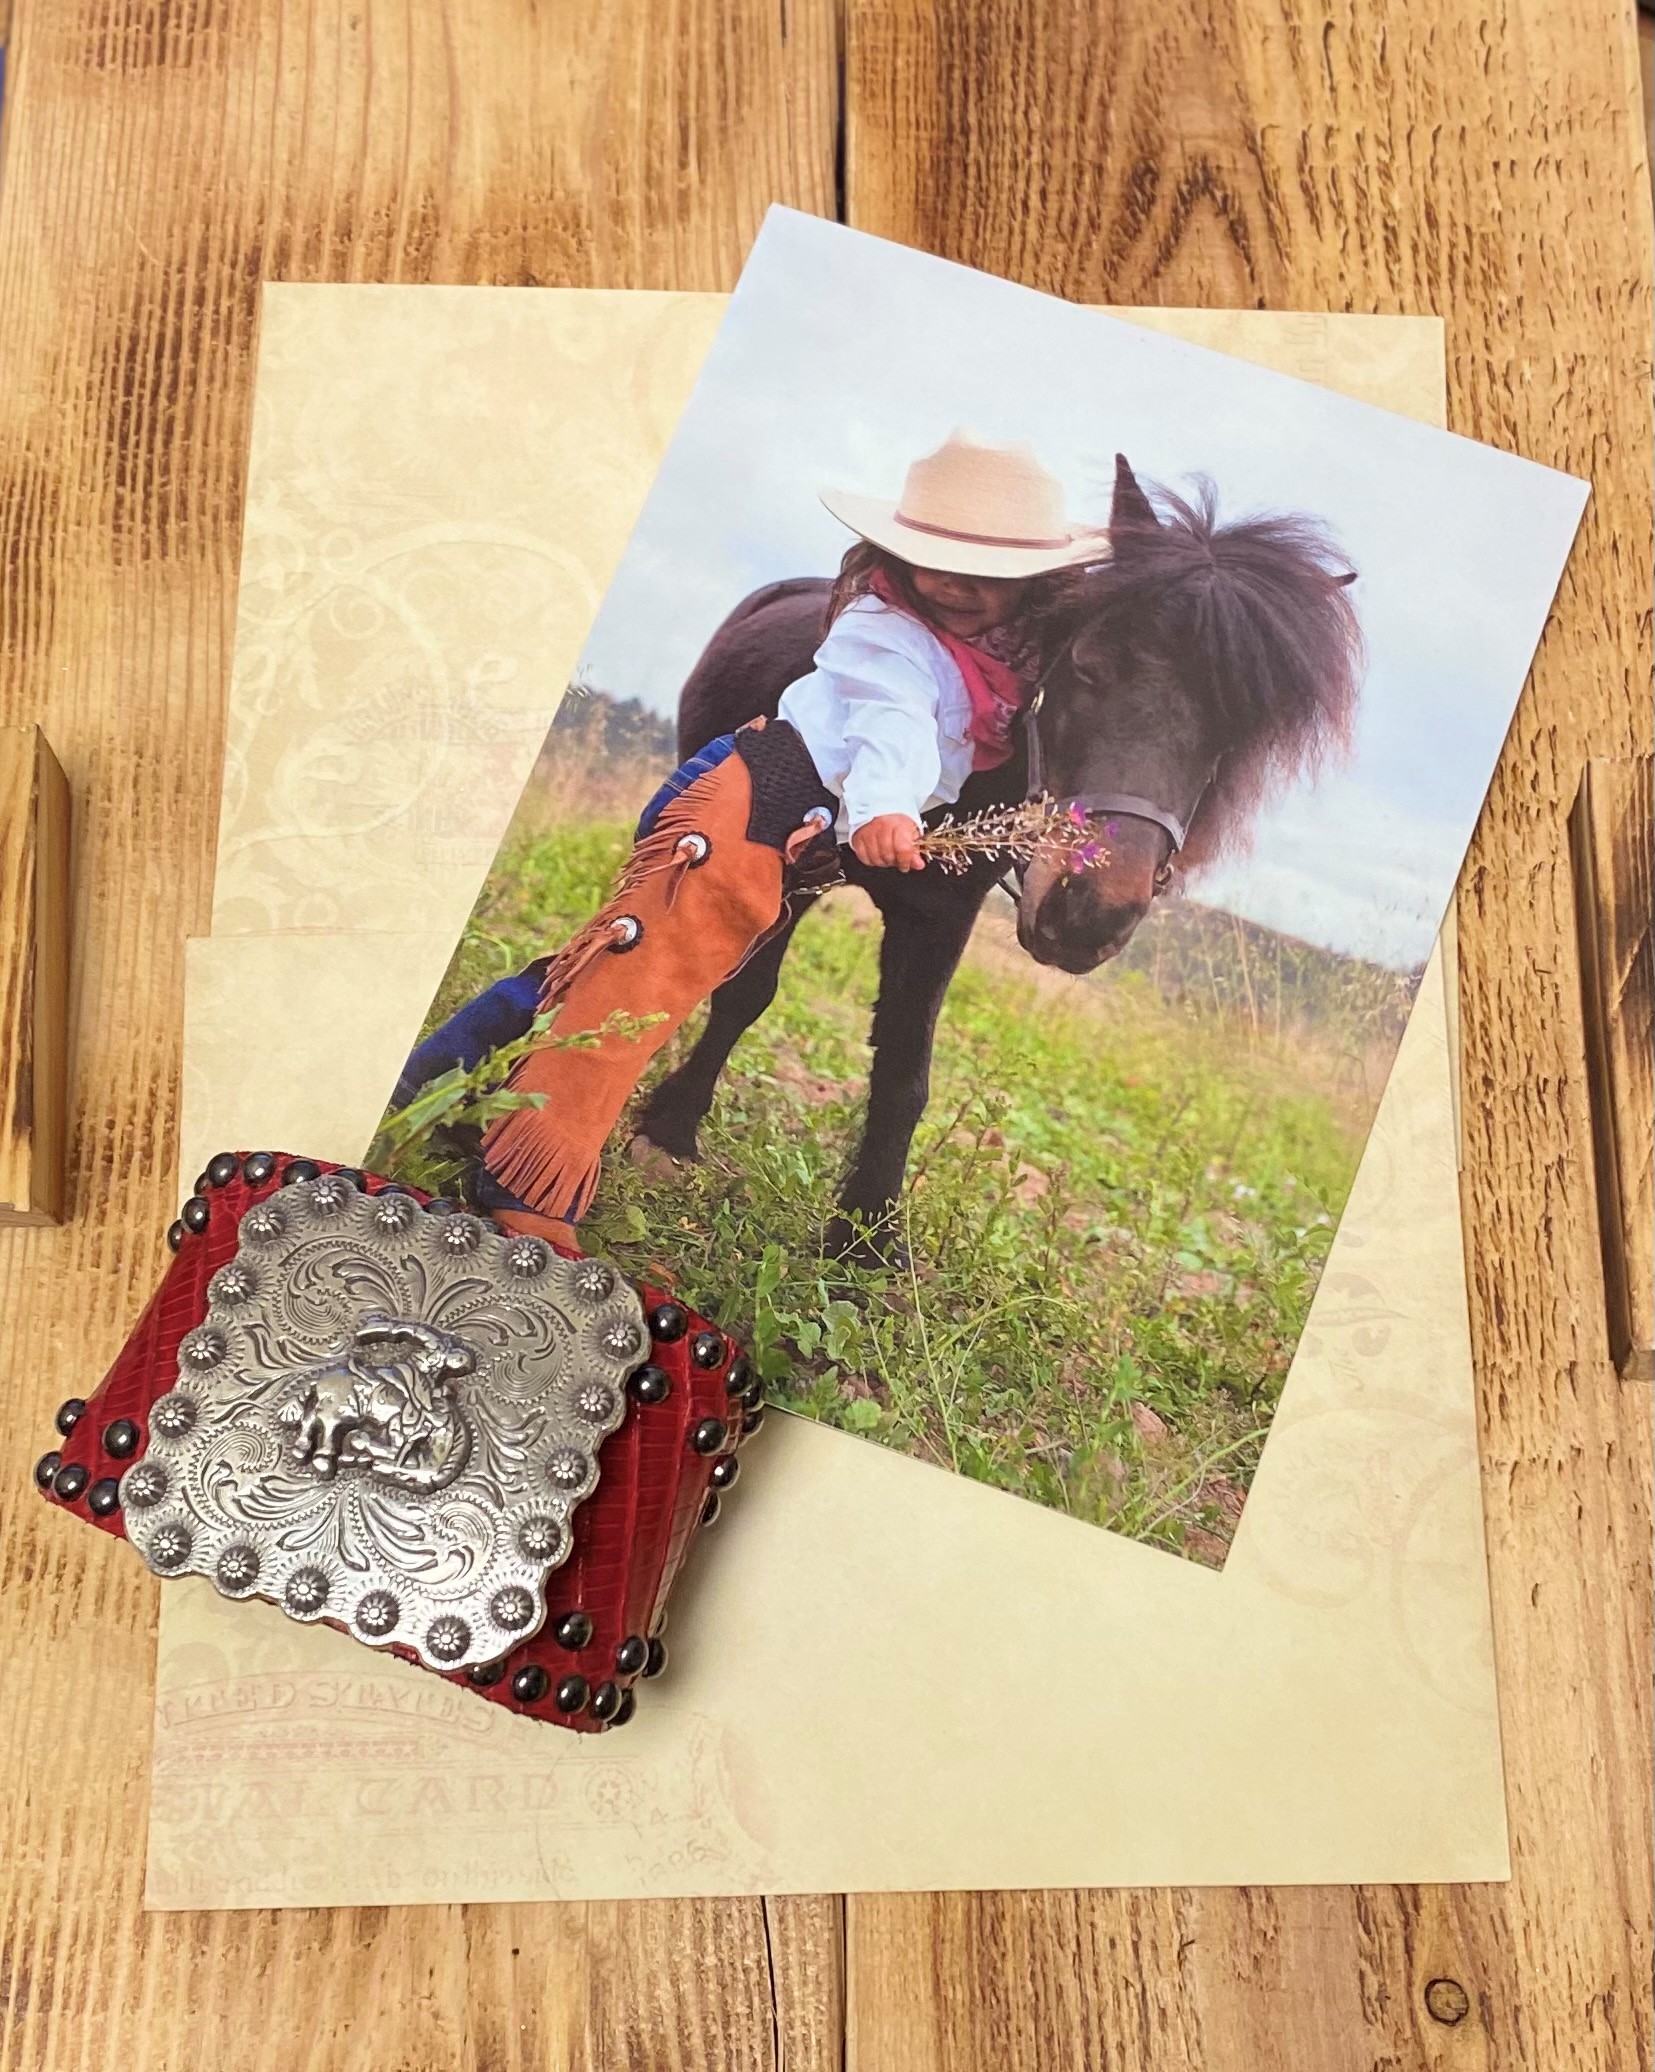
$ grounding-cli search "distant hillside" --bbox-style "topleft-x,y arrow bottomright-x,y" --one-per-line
515,684 -> 681,828
1096,895 -> 1421,1105
549,681 -> 679,762
969,885 -> 1420,1111
1110,895 -> 1419,1029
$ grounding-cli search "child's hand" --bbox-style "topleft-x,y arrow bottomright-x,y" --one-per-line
851,814 -> 926,872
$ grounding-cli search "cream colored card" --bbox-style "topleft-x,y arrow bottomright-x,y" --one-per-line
146,289 -> 1505,1906
213,287 -> 728,942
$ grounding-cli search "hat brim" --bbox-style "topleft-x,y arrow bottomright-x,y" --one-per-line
819,489 -> 1110,578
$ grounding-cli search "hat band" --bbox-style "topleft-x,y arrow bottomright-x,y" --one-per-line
891,510 -> 1074,552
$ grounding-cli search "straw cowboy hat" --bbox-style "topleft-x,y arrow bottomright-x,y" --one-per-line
820,430 -> 1109,578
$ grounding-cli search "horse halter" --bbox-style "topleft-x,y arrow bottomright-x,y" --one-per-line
1020,659 -> 1212,893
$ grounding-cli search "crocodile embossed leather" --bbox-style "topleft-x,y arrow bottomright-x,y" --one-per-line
33,1153 -> 762,1733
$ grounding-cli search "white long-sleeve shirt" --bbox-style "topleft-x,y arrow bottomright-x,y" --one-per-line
776,596 -> 976,838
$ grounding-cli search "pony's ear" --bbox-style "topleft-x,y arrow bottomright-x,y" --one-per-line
1109,454 -> 1161,551
1333,569 -> 1358,586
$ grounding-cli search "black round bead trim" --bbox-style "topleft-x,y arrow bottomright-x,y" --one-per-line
424,1198 -> 457,1216
700,1491 -> 721,1527
193,1172 -> 211,1198
242,1152 -> 278,1186
689,1417 -> 727,1456
88,1478 -> 122,1518
510,1664 -> 549,1705
643,1636 -> 668,1679
709,1453 -> 740,1491
282,1158 -> 321,1185
554,1674 -> 590,1715
553,1609 -> 593,1651
103,1417 -> 140,1459
741,1375 -> 765,1411
588,1680 -> 623,1722
54,1397 -> 86,1437
647,1301 -> 689,1343
611,1688 -> 637,1728
334,1168 -> 365,1191
34,1449 -> 62,1490
206,1151 -> 241,1188
627,1363 -> 671,1406
743,1403 -> 767,1437
52,1462 -> 89,1502
166,1220 -> 185,1253
689,1330 -> 725,1370
615,1634 -> 649,1676
181,1196 -> 211,1235
723,1356 -> 753,1398
468,1660 -> 507,1688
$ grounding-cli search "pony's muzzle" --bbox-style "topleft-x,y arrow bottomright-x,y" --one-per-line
1016,846 -> 1159,973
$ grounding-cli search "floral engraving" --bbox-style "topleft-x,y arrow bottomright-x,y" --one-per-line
122,1178 -> 646,1672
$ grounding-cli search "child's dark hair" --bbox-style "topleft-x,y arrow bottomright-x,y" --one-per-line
825,542 -> 1082,655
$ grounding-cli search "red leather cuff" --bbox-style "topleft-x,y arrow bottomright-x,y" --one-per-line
33,1152 -> 761,1733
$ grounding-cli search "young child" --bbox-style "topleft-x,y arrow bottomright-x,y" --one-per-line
395,432 -> 1104,1241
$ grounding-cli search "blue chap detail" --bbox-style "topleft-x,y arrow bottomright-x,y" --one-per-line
635,733 -> 737,839
389,960 -> 549,1112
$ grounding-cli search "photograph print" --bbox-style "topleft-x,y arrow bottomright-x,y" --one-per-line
372,210 -> 1586,1568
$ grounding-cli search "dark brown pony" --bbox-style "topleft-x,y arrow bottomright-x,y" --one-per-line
636,455 -> 1363,1258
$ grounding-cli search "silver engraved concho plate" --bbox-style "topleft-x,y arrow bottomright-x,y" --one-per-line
120,1177 -> 647,1673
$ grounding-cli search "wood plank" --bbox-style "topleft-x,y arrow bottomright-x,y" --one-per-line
844,0 -> 1654,2067
0,2 -> 840,2067
1571,757 -> 1654,1380
0,724 -> 70,1224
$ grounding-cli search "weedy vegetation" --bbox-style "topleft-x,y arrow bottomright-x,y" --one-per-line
376,709 -> 1415,1568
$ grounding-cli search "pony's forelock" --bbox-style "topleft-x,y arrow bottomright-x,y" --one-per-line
1068,476 -> 1365,876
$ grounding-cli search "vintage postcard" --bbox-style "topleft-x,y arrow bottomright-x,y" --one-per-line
371,212 -> 1586,1568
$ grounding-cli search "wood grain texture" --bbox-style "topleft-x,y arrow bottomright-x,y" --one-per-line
0,3 -> 840,2068
0,725 -> 69,1224
1571,757 -> 1654,1380
0,0 -> 1650,2066
845,0 -> 1654,2068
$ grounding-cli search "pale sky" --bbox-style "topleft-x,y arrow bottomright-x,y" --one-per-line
578,210 -> 1587,969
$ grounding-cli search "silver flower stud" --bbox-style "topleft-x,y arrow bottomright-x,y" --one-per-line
149,1522 -> 193,1571
356,1590 -> 400,1636
284,1567 -> 329,1615
426,1615 -> 470,1662
122,1460 -> 169,1507
517,1514 -> 564,1560
505,1238 -> 550,1279
490,1586 -> 536,1631
150,1392 -> 198,1439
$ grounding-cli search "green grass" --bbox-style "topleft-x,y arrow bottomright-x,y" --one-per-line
378,817 -> 1369,1568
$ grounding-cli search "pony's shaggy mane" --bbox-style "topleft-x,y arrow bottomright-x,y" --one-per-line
1065,477 -> 1365,878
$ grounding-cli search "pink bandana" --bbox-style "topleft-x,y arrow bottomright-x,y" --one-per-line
869,570 -> 1033,771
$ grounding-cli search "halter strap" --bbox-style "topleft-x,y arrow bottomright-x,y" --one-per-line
1020,669 -> 1207,860
1065,791 -> 1193,855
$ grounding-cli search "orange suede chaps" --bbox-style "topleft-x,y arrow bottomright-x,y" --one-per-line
482,746 -> 813,1230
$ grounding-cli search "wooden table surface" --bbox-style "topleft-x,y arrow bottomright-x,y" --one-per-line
0,3 -> 1649,2067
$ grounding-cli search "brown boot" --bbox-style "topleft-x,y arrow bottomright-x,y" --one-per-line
482,748 -> 788,1222
490,1205 -> 583,1252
